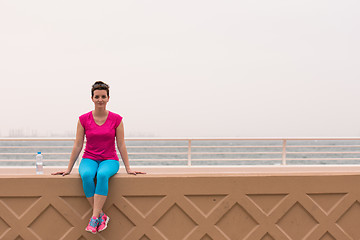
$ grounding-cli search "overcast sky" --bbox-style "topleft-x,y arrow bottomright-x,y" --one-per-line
0,0 -> 359,138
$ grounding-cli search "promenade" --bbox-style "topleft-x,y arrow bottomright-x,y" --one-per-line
0,138 -> 360,239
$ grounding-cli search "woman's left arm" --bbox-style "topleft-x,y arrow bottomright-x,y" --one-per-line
116,121 -> 145,175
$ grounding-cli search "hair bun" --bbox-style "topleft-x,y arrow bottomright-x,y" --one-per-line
92,81 -> 109,88
94,80 -> 104,84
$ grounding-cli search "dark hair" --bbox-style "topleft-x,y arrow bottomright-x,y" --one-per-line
91,81 -> 110,97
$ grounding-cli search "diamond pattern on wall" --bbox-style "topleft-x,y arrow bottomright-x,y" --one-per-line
200,233 -> 213,240
185,194 -> 226,216
100,204 -> 135,240
0,197 -> 40,218
139,234 -> 150,240
124,195 -> 165,217
247,194 -> 287,215
337,201 -> 360,239
277,202 -> 318,240
319,231 -> 336,240
0,217 -> 10,238
307,193 -> 346,214
60,196 -> 92,219
216,203 -> 258,240
154,203 -> 197,240
2,173 -> 360,239
261,233 -> 275,240
28,204 -> 73,240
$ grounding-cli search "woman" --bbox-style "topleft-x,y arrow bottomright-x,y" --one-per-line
52,81 -> 145,234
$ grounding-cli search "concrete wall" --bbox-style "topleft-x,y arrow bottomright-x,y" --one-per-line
0,167 -> 360,240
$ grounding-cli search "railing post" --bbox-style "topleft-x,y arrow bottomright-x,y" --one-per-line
282,139 -> 287,165
188,139 -> 192,166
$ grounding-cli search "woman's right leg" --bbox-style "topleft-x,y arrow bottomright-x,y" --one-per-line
79,158 -> 106,233
79,158 -> 99,200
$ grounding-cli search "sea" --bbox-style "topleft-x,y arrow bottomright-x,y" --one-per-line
0,139 -> 360,167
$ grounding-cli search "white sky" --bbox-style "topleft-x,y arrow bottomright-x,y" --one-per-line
0,0 -> 359,137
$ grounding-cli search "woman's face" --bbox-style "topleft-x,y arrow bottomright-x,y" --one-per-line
92,90 -> 109,107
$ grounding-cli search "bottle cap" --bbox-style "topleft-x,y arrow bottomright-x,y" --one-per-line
37,152 -> 41,154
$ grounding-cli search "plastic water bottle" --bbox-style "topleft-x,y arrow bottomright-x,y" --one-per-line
36,152 -> 44,174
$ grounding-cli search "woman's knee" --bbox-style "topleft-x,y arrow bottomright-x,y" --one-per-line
80,171 -> 95,181
96,172 -> 109,183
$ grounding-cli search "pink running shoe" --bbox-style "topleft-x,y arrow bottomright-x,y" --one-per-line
98,212 -> 110,232
85,217 -> 99,234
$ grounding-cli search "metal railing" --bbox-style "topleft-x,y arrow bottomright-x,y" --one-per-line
0,137 -> 360,167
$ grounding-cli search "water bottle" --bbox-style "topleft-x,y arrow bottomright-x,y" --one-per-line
36,152 -> 44,174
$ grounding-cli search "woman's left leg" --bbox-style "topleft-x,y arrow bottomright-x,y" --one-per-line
92,160 -> 119,218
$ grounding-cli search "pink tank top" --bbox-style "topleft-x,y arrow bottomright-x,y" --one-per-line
79,111 -> 123,161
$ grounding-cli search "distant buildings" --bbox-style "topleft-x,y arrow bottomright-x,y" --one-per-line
6,128 -> 74,138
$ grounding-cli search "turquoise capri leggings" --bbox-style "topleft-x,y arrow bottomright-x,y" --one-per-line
79,158 -> 119,198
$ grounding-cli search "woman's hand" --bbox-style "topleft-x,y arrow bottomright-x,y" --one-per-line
51,170 -> 71,176
127,169 -> 146,175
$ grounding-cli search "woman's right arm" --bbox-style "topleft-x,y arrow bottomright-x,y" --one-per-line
52,120 -> 85,176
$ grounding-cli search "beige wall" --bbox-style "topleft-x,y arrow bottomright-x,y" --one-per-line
0,167 -> 359,240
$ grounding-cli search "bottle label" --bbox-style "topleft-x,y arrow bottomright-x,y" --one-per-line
36,163 -> 43,174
